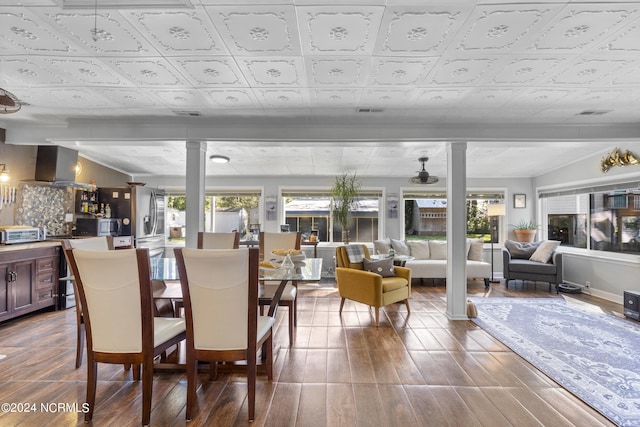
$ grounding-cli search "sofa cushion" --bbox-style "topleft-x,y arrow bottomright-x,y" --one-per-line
467,238 -> 484,261
429,240 -> 447,259
504,240 -> 541,259
363,257 -> 395,277
373,238 -> 391,255
407,240 -> 430,259
529,240 -> 560,263
381,276 -> 408,293
390,239 -> 411,256
509,259 -> 557,275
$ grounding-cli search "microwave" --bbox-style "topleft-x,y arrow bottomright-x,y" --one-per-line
75,218 -> 123,237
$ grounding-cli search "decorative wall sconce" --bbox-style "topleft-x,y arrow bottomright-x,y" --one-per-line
0,164 -> 10,182
601,148 -> 639,173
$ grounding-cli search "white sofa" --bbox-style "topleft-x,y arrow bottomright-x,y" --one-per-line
374,238 -> 491,287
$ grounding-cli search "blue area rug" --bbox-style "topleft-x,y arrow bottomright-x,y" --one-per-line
471,298 -> 640,427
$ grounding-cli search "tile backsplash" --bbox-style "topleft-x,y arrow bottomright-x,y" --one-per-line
15,183 -> 74,236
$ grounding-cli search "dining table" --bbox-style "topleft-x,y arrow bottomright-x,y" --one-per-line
150,255 -> 323,372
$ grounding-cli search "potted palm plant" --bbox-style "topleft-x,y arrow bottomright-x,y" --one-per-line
512,219 -> 538,242
330,173 -> 361,244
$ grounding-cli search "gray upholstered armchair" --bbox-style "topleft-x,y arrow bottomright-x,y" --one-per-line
502,240 -> 564,292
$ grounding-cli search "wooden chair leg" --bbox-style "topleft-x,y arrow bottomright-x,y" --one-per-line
85,358 -> 97,422
339,297 -> 345,314
133,364 -> 141,381
288,303 -> 294,346
374,307 -> 380,327
247,350 -> 256,422
209,362 -> 217,381
265,333 -> 273,381
141,358 -> 153,426
75,323 -> 85,369
185,359 -> 197,421
405,299 -> 411,313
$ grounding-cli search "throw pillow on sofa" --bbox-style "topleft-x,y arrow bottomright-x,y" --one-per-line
390,238 -> 411,256
429,240 -> 447,259
407,240 -> 430,259
529,240 -> 560,263
504,240 -> 541,259
467,238 -> 484,261
363,257 -> 395,277
373,238 -> 392,255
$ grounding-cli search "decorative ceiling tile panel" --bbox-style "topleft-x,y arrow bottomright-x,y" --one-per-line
49,58 -> 131,85
360,89 -> 413,106
464,88 -> 522,107
429,59 -> 495,85
530,5 -> 640,51
238,58 -> 303,86
207,6 -> 300,55
108,59 -> 186,86
612,61 -> 640,85
371,58 -> 436,86
307,58 -> 366,85
124,10 -> 227,55
491,57 -> 566,84
100,89 -> 163,108
23,87 -> 115,108
456,6 -> 555,52
597,22 -> 640,53
258,89 -> 307,107
313,89 -> 360,106
152,89 -> 213,108
413,89 -> 469,106
516,88 -> 576,106
1,58 -> 68,86
36,9 -> 154,55
0,9 -> 74,53
376,7 -> 467,55
549,58 -> 627,85
205,89 -> 258,108
298,6 -> 384,54
174,58 -> 246,86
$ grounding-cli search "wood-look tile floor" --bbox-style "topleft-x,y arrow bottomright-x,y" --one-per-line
0,278 -> 623,426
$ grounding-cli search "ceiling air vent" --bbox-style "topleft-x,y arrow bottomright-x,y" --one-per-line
357,108 -> 384,113
173,110 -> 203,117
577,110 -> 611,116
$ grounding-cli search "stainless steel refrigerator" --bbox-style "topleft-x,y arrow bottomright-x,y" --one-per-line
98,186 -> 165,258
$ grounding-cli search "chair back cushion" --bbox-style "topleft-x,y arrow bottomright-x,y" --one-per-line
72,249 -> 143,353
336,245 -> 371,269
198,232 -> 239,249
179,248 -> 250,351
260,232 -> 300,260
65,236 -> 112,250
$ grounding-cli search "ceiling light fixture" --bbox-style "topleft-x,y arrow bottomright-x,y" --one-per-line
409,157 -> 439,184
209,155 -> 230,164
0,88 -> 21,114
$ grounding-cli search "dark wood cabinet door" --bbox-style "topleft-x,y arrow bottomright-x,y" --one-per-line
12,260 -> 35,313
0,263 -> 9,318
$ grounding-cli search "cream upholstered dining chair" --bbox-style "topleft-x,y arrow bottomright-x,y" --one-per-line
64,247 -> 186,425
197,231 -> 240,249
258,231 -> 301,345
174,247 -> 280,422
62,237 -> 113,369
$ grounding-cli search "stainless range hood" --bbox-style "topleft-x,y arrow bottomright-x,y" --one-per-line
35,145 -> 79,185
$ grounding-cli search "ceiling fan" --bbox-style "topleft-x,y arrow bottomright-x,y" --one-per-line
409,157 -> 439,184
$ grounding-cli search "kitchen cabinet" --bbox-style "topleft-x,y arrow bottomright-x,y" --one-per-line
0,245 -> 59,323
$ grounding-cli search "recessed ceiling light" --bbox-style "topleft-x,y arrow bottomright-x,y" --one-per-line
209,155 -> 230,164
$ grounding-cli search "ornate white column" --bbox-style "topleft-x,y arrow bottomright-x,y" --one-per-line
185,140 -> 206,248
446,141 -> 468,320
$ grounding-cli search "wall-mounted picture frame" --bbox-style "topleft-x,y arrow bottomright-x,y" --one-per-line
514,194 -> 526,209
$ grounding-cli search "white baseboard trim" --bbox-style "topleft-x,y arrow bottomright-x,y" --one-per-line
563,280 -> 623,305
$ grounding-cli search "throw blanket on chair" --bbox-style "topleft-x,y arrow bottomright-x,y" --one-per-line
345,244 -> 365,263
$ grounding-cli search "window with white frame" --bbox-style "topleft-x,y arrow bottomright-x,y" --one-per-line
281,189 -> 382,242
402,190 -> 505,242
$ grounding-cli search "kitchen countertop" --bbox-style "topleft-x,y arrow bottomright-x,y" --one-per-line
0,240 -> 62,253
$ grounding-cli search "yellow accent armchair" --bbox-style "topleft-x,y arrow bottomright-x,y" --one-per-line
335,245 -> 411,327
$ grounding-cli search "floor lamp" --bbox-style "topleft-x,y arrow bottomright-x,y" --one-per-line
487,202 -> 505,283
